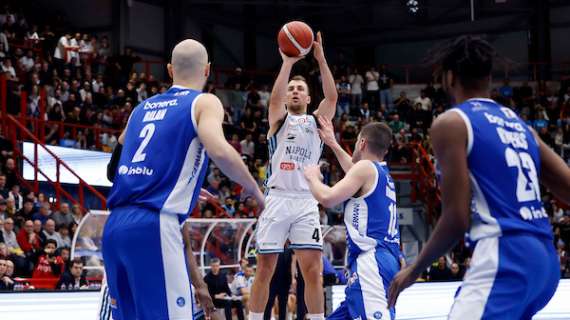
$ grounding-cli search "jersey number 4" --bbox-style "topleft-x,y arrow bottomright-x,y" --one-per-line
132,123 -> 156,163
505,147 -> 540,202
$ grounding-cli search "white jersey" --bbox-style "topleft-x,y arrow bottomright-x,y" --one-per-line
265,113 -> 323,192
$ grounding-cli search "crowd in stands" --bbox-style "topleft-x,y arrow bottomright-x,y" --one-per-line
0,3 -> 569,295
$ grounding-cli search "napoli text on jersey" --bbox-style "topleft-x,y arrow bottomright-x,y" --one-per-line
450,98 -> 551,240
107,86 -> 209,219
328,161 -> 400,320
447,99 -> 559,319
265,114 -> 323,192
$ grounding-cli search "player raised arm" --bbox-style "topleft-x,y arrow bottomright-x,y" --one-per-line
313,32 -> 337,120
534,132 -> 570,203
388,112 -> 471,308
317,115 -> 353,173
195,93 -> 264,211
304,160 -> 373,208
268,52 -> 304,131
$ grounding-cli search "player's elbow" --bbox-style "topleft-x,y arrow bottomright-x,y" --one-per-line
320,195 -> 338,209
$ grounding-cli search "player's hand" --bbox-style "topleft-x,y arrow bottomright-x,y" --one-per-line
195,286 -> 216,319
279,49 -> 304,65
199,188 -> 215,202
313,32 -> 325,63
304,164 -> 323,182
242,186 -> 265,213
316,115 -> 337,147
388,265 -> 420,308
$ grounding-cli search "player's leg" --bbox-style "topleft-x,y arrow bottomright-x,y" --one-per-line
520,236 -> 560,319
449,235 -> 545,319
289,202 -> 324,320
101,211 -> 136,320
249,193 -> 289,319
249,253 -> 279,317
326,301 -> 350,320
114,209 -> 193,320
352,250 -> 392,320
295,249 -> 324,318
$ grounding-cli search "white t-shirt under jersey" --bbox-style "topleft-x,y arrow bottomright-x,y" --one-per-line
265,113 -> 323,193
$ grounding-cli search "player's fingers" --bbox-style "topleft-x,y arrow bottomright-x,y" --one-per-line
317,31 -> 322,44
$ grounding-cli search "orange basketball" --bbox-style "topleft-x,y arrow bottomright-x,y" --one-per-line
277,21 -> 314,57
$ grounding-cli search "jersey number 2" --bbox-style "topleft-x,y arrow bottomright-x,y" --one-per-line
132,123 -> 156,163
505,147 -> 540,202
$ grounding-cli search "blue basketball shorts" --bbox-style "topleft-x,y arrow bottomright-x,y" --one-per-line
102,206 -> 194,320
327,248 -> 400,320
449,233 -> 559,319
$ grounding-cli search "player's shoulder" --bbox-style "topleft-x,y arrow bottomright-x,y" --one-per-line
433,108 -> 468,135
350,160 -> 377,176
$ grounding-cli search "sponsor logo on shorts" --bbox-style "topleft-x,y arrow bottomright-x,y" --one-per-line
347,272 -> 358,286
280,162 -> 295,170
176,297 -> 186,307
373,311 -> 383,319
110,298 -> 118,309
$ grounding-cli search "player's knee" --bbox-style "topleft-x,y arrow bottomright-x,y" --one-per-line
302,263 -> 323,283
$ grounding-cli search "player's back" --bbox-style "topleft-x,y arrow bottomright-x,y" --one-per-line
343,161 -> 401,264
107,86 -> 209,218
451,98 -> 552,241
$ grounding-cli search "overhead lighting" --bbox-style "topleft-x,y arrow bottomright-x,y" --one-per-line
407,0 -> 419,14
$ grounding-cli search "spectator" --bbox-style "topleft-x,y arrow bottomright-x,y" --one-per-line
42,219 -> 65,249
4,158 -> 18,188
229,133 -> 242,154
19,50 -> 34,72
16,220 -> 41,255
349,68 -> 364,108
389,114 -> 406,133
0,259 -> 14,290
499,79 -> 513,98
414,90 -> 432,111
32,203 -> 51,225
8,184 -> 23,210
1,218 -> 20,254
52,203 -> 74,227
258,84 -> 270,108
0,199 -> 7,220
53,33 -> 73,73
428,256 -> 452,281
71,204 -> 83,224
240,134 -> 255,158
336,75 -> 351,116
253,133 -> 268,163
357,101 -> 371,121
56,257 -> 88,290
0,58 -> 15,79
58,225 -> 72,248
364,66 -> 379,110
32,239 -> 64,280
0,174 -> 9,198
230,264 -> 255,311
204,258 -> 245,320
378,65 -> 393,110
450,263 -> 463,281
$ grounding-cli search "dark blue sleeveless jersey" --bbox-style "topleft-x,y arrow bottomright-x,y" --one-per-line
343,161 -> 401,264
107,86 -> 209,220
450,98 -> 552,240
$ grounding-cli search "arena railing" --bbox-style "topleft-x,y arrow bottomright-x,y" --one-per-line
0,100 -> 107,211
17,88 -> 122,150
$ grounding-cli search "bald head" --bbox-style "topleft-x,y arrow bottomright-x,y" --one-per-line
170,39 -> 209,85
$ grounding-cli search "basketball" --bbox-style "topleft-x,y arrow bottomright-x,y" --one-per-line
278,21 -> 314,57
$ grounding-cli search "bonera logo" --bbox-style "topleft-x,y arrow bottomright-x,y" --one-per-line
118,165 -> 129,175
143,99 -> 178,110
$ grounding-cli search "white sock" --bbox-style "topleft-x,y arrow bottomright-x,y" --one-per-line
306,313 -> 325,320
249,312 -> 264,320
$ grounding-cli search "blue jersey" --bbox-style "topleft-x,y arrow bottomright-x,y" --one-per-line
107,86 -> 209,220
451,98 -> 552,241
343,161 -> 401,264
